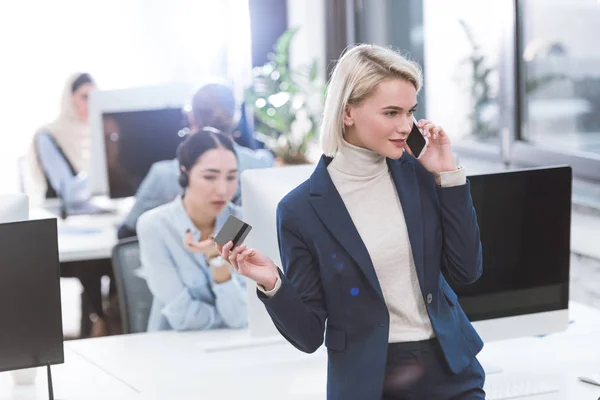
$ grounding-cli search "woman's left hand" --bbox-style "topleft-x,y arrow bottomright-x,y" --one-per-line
405,119 -> 457,175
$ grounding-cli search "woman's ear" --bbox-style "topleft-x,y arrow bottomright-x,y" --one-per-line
343,106 -> 354,127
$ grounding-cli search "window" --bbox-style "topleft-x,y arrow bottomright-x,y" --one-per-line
423,0 -> 600,180
423,0 -> 507,149
521,0 -> 600,156
504,0 -> 600,181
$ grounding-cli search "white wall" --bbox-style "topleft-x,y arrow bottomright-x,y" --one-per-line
286,0 -> 326,159
423,0 -> 508,141
286,0 -> 326,86
0,0 -> 251,194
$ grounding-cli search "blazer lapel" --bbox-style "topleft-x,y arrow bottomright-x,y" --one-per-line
388,158 -> 426,287
308,157 -> 384,300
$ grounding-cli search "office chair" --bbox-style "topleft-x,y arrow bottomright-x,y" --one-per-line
111,237 -> 153,334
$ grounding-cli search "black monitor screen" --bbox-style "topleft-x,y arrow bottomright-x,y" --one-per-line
449,166 -> 572,321
0,219 -> 63,372
102,108 -> 187,198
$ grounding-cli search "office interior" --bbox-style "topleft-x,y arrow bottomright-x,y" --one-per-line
0,0 -> 599,399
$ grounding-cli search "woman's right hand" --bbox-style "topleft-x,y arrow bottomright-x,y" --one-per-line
184,231 -> 220,258
216,241 -> 279,291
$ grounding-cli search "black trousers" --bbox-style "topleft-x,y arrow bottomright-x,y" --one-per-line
382,339 -> 485,400
62,259 -> 114,319
75,259 -> 115,318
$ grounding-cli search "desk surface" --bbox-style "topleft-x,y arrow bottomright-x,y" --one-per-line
0,348 -> 140,399
65,302 -> 600,400
30,201 -> 128,263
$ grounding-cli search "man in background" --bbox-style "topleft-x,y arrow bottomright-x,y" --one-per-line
117,83 -> 274,239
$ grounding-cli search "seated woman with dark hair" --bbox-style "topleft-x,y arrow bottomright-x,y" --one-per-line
118,82 -> 274,239
28,73 -> 95,204
27,73 -> 115,338
137,128 -> 247,331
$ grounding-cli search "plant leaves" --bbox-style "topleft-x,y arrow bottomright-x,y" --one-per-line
244,26 -> 324,157
275,26 -> 300,56
309,60 -> 318,82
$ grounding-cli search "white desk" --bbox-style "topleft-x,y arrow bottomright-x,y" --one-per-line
65,302 -> 600,400
67,329 -> 326,400
30,199 -> 130,263
0,348 -> 140,399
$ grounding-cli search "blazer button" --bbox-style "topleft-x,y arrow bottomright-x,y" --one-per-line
426,293 -> 433,304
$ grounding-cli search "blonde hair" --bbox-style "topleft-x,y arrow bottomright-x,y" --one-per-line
320,44 -> 423,157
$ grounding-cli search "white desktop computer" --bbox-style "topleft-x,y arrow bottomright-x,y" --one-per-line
88,83 -> 194,198
240,165 -> 572,349
197,165 -> 316,353
0,194 -> 29,223
242,165 -> 316,338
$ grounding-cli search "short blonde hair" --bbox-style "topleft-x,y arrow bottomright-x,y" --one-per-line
320,44 -> 423,157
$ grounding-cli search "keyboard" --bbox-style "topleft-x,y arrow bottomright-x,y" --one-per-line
485,378 -> 560,399
65,201 -> 114,216
45,201 -> 114,217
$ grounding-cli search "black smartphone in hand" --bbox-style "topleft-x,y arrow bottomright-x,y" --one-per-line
213,215 -> 252,248
406,116 -> 429,159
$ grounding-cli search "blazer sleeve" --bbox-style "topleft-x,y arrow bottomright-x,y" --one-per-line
436,180 -> 483,284
256,201 -> 327,354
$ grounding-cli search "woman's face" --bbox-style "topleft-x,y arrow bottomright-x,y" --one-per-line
344,78 -> 418,159
72,82 -> 95,122
184,147 -> 238,215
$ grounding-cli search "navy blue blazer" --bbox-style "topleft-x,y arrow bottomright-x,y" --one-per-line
258,154 -> 484,400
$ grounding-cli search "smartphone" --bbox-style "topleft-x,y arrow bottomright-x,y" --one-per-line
406,116 -> 429,159
213,215 -> 252,248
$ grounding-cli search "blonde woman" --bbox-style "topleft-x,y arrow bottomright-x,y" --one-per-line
218,44 -> 485,399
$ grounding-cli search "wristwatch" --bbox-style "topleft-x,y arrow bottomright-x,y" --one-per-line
207,255 -> 227,269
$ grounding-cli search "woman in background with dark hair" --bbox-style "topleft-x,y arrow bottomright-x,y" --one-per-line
27,72 -> 95,204
137,128 -> 247,332
26,73 -> 116,338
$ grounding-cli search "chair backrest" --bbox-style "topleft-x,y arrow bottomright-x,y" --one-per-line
111,237 -> 153,333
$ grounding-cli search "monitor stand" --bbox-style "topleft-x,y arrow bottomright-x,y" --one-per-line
47,362 -> 54,400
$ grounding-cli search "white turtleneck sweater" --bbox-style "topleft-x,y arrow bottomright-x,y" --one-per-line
261,140 -> 466,343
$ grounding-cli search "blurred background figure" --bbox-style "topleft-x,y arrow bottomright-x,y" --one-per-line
26,73 -> 95,206
117,82 -> 275,239
25,73 -> 116,337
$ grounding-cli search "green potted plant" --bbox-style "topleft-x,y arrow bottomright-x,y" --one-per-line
245,27 -> 324,165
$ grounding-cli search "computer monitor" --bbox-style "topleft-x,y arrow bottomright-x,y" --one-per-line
241,164 -> 571,341
88,83 -> 194,197
0,218 -> 63,372
450,166 -> 571,341
0,194 -> 29,223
